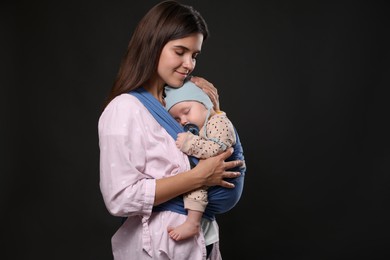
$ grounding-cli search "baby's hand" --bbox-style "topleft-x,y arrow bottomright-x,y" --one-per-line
176,132 -> 190,150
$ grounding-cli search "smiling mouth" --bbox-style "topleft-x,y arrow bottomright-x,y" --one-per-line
177,70 -> 189,77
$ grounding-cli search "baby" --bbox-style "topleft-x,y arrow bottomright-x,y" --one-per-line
164,80 -> 236,241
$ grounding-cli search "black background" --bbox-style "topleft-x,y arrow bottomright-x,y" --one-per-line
2,0 -> 390,259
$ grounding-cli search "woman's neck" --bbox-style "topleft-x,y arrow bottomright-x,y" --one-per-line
143,79 -> 165,106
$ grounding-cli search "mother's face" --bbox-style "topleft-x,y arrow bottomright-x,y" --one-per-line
157,33 -> 204,88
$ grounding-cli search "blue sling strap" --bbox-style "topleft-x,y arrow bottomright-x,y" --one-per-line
129,87 -> 246,220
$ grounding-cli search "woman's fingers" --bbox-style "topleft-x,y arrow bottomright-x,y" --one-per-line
190,76 -> 220,112
196,146 -> 243,188
212,148 -> 242,189
220,180 -> 236,189
225,160 -> 244,171
190,76 -> 217,92
217,148 -> 243,172
219,147 -> 234,160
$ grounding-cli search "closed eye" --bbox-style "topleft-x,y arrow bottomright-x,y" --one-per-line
174,46 -> 200,60
183,108 -> 190,115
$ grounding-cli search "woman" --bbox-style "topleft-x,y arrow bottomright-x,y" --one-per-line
98,1 -> 245,259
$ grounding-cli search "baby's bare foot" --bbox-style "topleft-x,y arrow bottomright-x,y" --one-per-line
167,221 -> 200,241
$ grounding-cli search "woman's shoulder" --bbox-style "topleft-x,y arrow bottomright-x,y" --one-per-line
106,93 -> 143,111
98,93 -> 145,127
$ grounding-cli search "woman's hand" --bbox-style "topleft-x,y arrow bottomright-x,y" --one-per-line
155,147 -> 242,205
195,148 -> 242,188
190,76 -> 220,112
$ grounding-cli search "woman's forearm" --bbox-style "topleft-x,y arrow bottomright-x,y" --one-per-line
154,167 -> 203,205
154,149 -> 242,205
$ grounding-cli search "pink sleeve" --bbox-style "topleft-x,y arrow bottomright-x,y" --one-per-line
98,95 -> 155,217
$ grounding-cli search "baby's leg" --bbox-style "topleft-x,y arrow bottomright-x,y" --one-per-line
168,210 -> 203,241
168,188 -> 208,241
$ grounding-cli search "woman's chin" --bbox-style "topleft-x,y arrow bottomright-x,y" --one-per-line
166,80 -> 185,88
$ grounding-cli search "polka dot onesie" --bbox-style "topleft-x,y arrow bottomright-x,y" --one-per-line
181,111 -> 236,212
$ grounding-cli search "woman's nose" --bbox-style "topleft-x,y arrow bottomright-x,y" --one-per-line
183,56 -> 195,71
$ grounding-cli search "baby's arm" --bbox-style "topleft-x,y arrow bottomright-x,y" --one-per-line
177,132 -> 224,158
177,114 -> 236,158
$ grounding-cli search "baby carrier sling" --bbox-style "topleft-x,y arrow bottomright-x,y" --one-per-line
129,87 -> 246,220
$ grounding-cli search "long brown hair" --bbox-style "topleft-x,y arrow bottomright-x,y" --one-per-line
103,0 -> 209,109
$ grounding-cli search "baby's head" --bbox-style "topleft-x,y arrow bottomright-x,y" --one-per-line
164,80 -> 213,128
